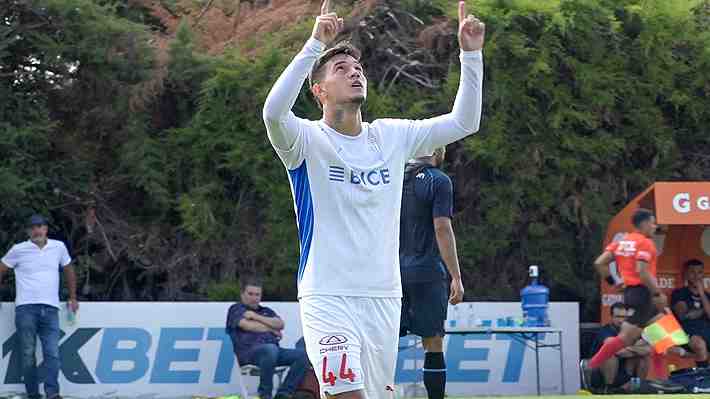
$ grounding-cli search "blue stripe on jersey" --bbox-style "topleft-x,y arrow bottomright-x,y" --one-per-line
288,161 -> 314,282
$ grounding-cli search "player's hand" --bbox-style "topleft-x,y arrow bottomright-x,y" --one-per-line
458,1 -> 485,51
693,280 -> 706,293
244,310 -> 257,320
312,0 -> 343,45
449,278 -> 464,305
613,282 -> 625,293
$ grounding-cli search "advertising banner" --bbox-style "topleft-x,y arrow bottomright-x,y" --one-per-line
0,302 -> 579,397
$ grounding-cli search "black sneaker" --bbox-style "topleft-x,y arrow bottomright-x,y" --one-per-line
273,394 -> 293,399
603,385 -> 626,394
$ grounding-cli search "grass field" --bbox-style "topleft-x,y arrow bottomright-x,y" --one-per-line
2,396 -> 704,399
439,397 -> 700,399
445,397 -> 700,399
444,397 -> 701,399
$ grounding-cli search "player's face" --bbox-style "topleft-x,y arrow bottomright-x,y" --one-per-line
319,54 -> 367,107
435,151 -> 446,166
640,216 -> 657,237
687,265 -> 705,284
240,285 -> 262,308
611,308 -> 627,328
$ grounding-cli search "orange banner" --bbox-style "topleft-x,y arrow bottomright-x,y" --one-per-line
654,182 -> 710,225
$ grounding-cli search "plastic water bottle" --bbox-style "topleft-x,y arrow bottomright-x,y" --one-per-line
66,303 -> 77,326
630,377 -> 641,392
466,304 -> 476,327
448,305 -> 459,328
521,265 -> 550,327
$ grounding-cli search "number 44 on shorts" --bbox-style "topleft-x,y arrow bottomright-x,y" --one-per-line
322,353 -> 357,386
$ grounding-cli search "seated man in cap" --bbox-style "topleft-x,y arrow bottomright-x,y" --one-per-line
0,214 -> 79,399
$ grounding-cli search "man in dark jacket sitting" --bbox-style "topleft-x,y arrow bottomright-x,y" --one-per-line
226,276 -> 308,399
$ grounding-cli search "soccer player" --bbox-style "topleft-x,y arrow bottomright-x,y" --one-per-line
262,0 -> 485,397
399,147 -> 463,399
583,208 -> 667,378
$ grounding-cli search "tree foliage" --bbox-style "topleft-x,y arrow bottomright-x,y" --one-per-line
1,0 -> 709,320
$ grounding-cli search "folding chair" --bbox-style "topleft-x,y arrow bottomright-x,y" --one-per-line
230,334 -> 289,399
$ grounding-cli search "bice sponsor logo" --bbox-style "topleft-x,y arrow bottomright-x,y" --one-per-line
672,192 -> 710,214
329,165 -> 391,186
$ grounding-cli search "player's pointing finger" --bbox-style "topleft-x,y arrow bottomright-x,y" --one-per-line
321,0 -> 331,16
458,0 -> 465,23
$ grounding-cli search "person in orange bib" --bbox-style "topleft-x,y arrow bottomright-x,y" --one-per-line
583,208 -> 667,378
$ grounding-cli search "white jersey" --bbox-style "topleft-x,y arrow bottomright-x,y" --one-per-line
263,38 -> 483,298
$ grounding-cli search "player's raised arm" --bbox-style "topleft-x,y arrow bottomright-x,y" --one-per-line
262,0 -> 343,157
405,1 -> 485,158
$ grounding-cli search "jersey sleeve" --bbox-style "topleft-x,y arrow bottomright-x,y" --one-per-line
59,242 -> 72,267
604,241 -> 618,253
226,304 -> 246,333
432,173 -> 454,219
262,38 -> 325,169
635,240 -> 653,262
1,245 -> 19,268
403,50 -> 483,158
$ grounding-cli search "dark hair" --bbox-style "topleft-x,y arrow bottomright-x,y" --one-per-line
240,275 -> 263,292
610,302 -> 626,316
308,41 -> 362,109
308,41 -> 362,88
684,259 -> 704,270
631,208 -> 654,228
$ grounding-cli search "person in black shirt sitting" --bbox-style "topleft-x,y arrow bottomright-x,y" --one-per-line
671,259 -> 710,368
585,302 -> 650,393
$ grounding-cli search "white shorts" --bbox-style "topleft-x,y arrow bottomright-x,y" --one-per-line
300,295 -> 401,398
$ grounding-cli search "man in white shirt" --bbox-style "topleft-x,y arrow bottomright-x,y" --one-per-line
0,214 -> 79,399
262,0 -> 484,397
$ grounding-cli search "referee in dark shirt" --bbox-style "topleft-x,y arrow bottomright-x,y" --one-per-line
399,146 -> 464,399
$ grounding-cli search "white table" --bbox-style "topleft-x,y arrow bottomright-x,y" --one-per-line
445,326 -> 565,395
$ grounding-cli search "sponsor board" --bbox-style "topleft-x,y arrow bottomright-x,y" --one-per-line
1,302 -> 578,397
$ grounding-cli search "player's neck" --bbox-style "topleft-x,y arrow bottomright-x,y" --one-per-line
323,104 -> 362,136
31,237 -> 48,248
632,229 -> 650,238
